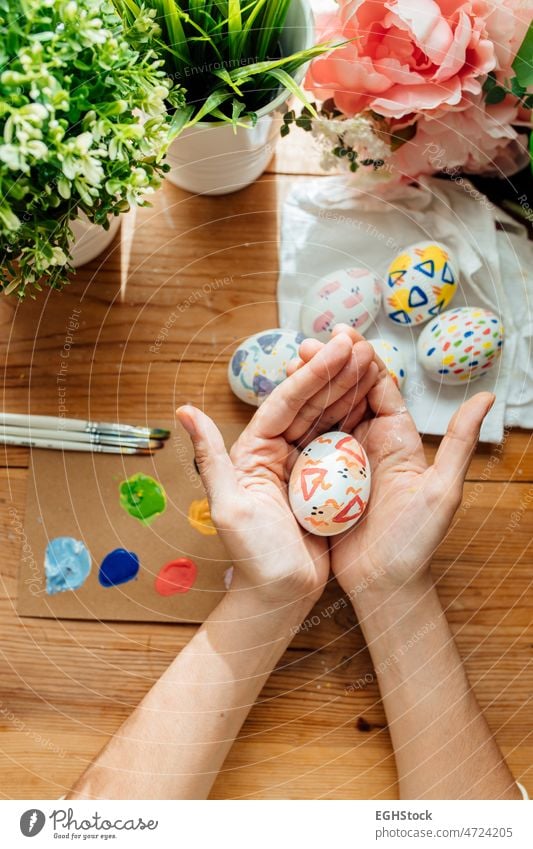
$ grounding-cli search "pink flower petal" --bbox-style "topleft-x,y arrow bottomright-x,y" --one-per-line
384,0 -> 454,64
371,78 -> 463,117
433,10 -> 472,81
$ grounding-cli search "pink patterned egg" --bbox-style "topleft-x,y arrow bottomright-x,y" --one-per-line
417,307 -> 504,385
289,431 -> 371,537
300,268 -> 381,342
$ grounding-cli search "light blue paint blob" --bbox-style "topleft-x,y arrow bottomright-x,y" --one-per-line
45,537 -> 91,595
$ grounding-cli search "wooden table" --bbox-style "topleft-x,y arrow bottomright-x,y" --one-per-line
1,142 -> 532,799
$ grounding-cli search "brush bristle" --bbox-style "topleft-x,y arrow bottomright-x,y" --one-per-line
150,428 -> 171,440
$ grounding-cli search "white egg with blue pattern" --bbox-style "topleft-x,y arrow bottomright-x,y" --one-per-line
228,328 -> 306,406
385,241 -> 458,327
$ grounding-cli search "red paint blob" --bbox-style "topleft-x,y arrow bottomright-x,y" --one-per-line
155,558 -> 197,596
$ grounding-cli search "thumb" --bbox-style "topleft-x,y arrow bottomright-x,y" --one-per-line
176,405 -> 237,505
433,392 -> 495,491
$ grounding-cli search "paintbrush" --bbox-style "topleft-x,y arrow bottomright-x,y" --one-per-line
0,413 -> 170,440
0,426 -> 163,450
0,434 -> 158,454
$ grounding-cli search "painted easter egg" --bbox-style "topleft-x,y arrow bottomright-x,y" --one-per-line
385,241 -> 458,326
417,307 -> 504,385
367,338 -> 407,389
300,268 -> 382,342
289,431 -> 371,537
228,328 -> 305,406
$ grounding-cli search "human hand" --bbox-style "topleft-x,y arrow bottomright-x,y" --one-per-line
177,332 -> 378,617
289,331 -> 495,600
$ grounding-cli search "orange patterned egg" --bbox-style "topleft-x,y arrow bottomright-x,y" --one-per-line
289,431 -> 371,537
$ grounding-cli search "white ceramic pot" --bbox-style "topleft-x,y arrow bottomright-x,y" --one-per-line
70,215 -> 121,268
165,0 -> 314,195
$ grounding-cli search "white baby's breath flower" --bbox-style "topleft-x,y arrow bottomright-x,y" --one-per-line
312,113 -> 390,166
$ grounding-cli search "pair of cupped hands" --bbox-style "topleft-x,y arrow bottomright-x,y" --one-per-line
178,326 -> 495,619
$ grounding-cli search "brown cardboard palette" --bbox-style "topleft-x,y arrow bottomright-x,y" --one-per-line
16,424 -> 242,623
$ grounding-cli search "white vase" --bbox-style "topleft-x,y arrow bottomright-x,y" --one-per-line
165,0 -> 314,195
70,215 -> 121,268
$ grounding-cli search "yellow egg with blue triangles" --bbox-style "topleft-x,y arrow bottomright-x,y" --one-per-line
385,241 -> 458,327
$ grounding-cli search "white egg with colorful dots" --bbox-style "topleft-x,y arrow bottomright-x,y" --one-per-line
367,338 -> 407,389
417,307 -> 504,385
385,241 -> 458,327
289,431 -> 371,537
228,328 -> 306,406
300,268 -> 382,342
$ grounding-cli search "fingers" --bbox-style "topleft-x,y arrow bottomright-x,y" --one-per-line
433,392 -> 495,490
284,341 -> 375,443
331,323 -> 367,345
251,332 -> 354,439
366,357 -> 408,418
176,405 -> 237,504
289,326 -> 365,373
340,396 -> 368,432
299,337 -> 323,362
288,360 -> 378,444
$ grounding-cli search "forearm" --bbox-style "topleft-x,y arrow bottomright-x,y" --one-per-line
69,589 -> 310,800
353,571 -> 520,800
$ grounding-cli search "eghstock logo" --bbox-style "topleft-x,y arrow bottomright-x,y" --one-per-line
20,809 -> 46,837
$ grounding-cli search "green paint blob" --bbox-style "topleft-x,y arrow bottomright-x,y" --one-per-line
119,473 -> 166,524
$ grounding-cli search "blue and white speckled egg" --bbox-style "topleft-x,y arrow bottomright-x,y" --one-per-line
385,241 -> 458,326
300,268 -> 382,342
228,328 -> 305,406
417,307 -> 504,385
367,338 -> 407,389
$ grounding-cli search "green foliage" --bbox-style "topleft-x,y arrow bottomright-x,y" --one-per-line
513,22 -> 533,88
0,0 -> 179,297
112,0 -> 330,129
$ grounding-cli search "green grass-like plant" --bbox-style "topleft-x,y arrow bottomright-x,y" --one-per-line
112,0 -> 330,133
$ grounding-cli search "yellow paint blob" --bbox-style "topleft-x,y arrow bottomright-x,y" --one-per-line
388,289 -> 412,313
415,244 -> 448,270
188,498 -> 217,536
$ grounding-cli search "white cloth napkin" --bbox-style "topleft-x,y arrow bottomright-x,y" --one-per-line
277,175 -> 533,443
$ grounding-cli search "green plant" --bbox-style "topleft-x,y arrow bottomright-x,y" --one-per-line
0,0 -> 182,297
112,0 -> 330,133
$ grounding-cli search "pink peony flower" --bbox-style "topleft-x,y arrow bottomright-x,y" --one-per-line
306,0 -> 526,120
391,95 -> 530,177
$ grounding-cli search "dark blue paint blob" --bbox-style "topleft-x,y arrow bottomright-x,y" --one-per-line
253,374 -> 276,398
464,330 -> 474,337
389,310 -> 411,324
427,347 -> 436,356
408,286 -> 428,308
231,348 -> 248,376
99,548 -> 140,588
257,333 -> 282,354
295,331 -> 306,345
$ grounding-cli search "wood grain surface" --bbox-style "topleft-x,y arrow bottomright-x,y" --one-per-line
1,152 -> 532,799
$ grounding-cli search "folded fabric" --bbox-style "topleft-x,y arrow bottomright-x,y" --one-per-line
277,175 -> 533,443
